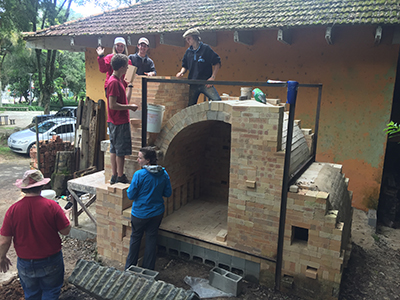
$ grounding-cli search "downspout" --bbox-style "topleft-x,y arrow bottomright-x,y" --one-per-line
142,77 -> 148,147
275,81 -> 299,291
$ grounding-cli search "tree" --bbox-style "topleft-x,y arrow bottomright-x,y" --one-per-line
1,44 -> 37,102
1,0 -> 85,112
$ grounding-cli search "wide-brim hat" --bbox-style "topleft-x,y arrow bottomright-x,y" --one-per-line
183,28 -> 200,38
15,170 -> 50,189
138,37 -> 149,46
114,37 -> 126,45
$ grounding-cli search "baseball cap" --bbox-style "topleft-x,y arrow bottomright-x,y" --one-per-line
114,37 -> 126,45
138,37 -> 150,46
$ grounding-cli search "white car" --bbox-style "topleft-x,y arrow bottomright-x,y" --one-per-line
8,118 -> 76,154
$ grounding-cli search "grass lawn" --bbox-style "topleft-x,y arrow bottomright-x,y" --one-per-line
0,135 -> 25,160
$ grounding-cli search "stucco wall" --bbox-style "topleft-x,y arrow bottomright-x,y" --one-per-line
85,25 -> 399,210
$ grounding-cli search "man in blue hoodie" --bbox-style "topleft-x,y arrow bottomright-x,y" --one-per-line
125,147 -> 172,270
176,28 -> 222,106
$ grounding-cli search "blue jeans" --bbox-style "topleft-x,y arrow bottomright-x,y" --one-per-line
188,84 -> 221,106
125,213 -> 163,270
17,251 -> 64,300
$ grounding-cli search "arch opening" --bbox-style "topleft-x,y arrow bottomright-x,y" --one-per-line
160,120 -> 231,243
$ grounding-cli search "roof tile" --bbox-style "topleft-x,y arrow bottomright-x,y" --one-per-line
27,0 -> 400,38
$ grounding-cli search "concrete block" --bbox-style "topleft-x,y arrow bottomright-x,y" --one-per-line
367,209 -> 377,228
205,249 -> 218,265
209,267 -> 243,296
126,265 -> 159,280
244,259 -> 260,282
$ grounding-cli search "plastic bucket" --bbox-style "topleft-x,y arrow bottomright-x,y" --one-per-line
240,87 -> 252,100
147,104 -> 165,133
41,189 -> 57,201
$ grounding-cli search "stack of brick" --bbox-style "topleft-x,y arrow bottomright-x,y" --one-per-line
281,164 -> 352,299
130,75 -> 189,129
96,183 -> 132,263
30,135 -> 74,178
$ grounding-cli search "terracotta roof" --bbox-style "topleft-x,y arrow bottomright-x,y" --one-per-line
28,0 -> 400,37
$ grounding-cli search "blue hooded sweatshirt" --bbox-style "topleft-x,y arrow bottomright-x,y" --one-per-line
127,165 -> 172,219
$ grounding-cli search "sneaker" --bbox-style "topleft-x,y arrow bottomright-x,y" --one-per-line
110,175 -> 117,185
117,174 -> 129,184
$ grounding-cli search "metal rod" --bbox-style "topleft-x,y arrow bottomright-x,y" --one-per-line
142,77 -> 322,89
275,82 -> 298,291
35,117 -> 39,169
312,85 -> 323,158
141,77 -> 148,147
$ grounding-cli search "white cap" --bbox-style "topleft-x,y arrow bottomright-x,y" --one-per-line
138,37 -> 149,46
114,37 -> 126,45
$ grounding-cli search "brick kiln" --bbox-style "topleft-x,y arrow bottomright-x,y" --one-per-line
96,76 -> 352,299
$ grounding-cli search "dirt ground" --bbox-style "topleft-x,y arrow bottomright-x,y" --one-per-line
0,154 -> 399,299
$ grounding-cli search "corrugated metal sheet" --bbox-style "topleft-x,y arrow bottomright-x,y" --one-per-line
68,259 -> 200,300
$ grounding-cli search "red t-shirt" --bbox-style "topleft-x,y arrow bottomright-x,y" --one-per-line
106,75 -> 130,125
97,54 -> 131,89
0,195 -> 70,259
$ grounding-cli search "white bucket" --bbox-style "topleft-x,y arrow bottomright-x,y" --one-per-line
240,87 -> 252,99
147,104 -> 165,133
41,189 -> 57,201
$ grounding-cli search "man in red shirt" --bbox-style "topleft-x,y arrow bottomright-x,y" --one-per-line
107,54 -> 138,184
0,169 -> 71,299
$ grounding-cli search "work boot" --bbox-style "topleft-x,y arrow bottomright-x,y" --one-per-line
110,175 -> 117,185
117,174 -> 130,184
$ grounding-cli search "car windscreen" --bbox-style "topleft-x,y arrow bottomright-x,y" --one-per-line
30,121 -> 57,133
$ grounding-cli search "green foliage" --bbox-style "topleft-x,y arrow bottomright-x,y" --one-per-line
0,104 -> 43,111
384,121 -> 400,137
372,234 -> 380,243
0,0 -> 89,113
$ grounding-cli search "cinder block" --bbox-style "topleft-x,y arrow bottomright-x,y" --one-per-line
209,267 -> 243,296
367,209 -> 377,228
126,265 -> 159,280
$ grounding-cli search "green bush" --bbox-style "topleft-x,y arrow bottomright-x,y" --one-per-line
0,104 -> 43,111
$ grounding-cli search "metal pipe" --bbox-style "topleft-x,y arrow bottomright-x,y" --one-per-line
141,77 -> 148,147
35,117 -> 39,169
312,86 -> 323,157
143,77 -> 321,89
275,81 -> 299,291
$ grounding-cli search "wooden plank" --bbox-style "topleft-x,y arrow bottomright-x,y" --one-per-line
77,194 -> 96,217
68,188 -> 97,227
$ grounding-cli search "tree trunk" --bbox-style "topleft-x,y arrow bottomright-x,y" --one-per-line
41,89 -> 51,114
57,92 -> 64,107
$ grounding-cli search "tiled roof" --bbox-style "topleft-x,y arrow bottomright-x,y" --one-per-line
29,0 -> 400,37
